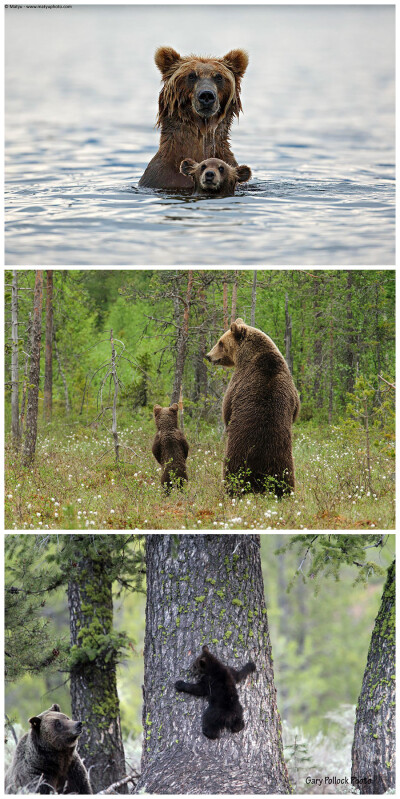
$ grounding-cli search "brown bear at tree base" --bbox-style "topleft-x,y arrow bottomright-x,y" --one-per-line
180,158 -> 251,196
175,645 -> 256,740
152,403 -> 189,490
206,318 -> 300,496
5,703 -> 92,794
139,46 -> 248,189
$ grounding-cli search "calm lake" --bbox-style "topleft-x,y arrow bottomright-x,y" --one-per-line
5,5 -> 395,266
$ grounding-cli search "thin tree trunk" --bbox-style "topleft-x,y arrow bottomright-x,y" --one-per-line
171,271 -> 193,404
110,329 -> 119,462
223,274 -> 229,330
230,271 -> 239,324
19,314 -> 31,434
328,283 -> 334,424
43,269 -> 53,423
250,271 -> 257,327
67,538 -> 127,794
135,534 -> 290,795
284,293 -> 293,375
344,270 -> 355,396
11,270 -> 20,448
351,560 -> 395,794
22,271 -> 43,467
54,333 -> 71,415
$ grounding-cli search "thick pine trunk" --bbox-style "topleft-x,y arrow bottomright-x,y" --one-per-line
22,270 -> 43,467
135,534 -> 290,795
351,560 -> 395,794
67,538 -> 127,794
11,270 -> 20,448
44,269 -> 53,423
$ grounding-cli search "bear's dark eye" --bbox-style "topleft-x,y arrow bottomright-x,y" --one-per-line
214,73 -> 223,84
55,720 -> 62,730
218,166 -> 225,174
201,164 -> 207,172
188,71 -> 197,83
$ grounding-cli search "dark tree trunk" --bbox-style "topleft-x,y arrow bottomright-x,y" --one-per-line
313,280 -> 324,410
44,270 -> 53,423
171,271 -> 193,404
135,534 -> 290,795
351,560 -> 395,794
22,270 -> 43,467
284,293 -> 293,375
11,270 -> 20,448
67,538 -> 127,794
230,271 -> 239,323
223,274 -> 229,330
19,313 -> 31,434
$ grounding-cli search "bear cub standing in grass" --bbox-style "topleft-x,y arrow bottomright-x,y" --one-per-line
5,703 -> 92,794
152,403 -> 189,489
206,318 -> 300,496
175,645 -> 256,740
180,158 -> 251,196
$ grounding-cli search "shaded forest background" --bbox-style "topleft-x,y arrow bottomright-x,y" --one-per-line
4,533 -> 394,793
5,269 -> 395,529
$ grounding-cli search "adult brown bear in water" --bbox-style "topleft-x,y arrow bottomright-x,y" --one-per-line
139,47 -> 248,189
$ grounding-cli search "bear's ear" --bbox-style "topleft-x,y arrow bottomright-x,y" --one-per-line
236,165 -> 252,183
153,404 -> 162,418
155,46 -> 182,79
221,49 -> 249,78
50,703 -> 61,712
202,645 -> 210,653
29,716 -> 41,730
231,318 -> 247,340
169,403 -> 179,412
180,159 -> 197,177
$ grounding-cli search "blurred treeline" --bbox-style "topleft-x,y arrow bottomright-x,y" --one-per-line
4,269 -> 395,429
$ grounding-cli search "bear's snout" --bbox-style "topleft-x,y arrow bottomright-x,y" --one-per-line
205,170 -> 217,183
74,721 -> 83,734
193,79 -> 219,117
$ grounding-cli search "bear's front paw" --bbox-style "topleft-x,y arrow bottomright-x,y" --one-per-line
175,680 -> 186,691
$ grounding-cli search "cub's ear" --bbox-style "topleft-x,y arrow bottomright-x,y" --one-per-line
221,49 -> 249,78
155,46 -> 182,79
231,318 -> 247,339
50,703 -> 61,712
202,645 -> 210,653
153,404 -> 162,418
29,716 -> 41,730
180,159 -> 198,177
170,403 -> 179,412
236,165 -> 252,183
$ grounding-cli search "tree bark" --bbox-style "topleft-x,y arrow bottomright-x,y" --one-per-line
54,333 -> 71,415
43,269 -> 53,423
11,270 -> 20,448
284,294 -> 293,375
223,274 -> 229,330
171,271 -> 193,404
230,271 -> 239,324
67,538 -> 127,794
135,534 -> 290,795
22,270 -> 43,467
110,330 -> 120,462
19,314 -> 31,434
351,560 -> 395,794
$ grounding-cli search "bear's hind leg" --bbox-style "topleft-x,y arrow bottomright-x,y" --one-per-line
202,706 -> 223,740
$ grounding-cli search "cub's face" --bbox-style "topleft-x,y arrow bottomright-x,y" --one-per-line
180,158 -> 251,195
29,704 -> 83,751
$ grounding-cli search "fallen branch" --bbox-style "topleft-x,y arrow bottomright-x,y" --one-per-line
99,772 -> 140,794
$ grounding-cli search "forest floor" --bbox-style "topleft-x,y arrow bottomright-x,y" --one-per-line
5,413 -> 395,531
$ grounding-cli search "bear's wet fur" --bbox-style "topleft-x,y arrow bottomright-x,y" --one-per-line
152,403 -> 189,489
180,158 -> 251,196
206,318 -> 300,496
175,645 -> 256,740
5,703 -> 92,794
139,47 -> 248,189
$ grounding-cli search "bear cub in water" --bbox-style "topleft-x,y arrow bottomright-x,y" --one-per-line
5,703 -> 92,794
152,403 -> 189,489
175,645 -> 256,739
180,158 -> 252,196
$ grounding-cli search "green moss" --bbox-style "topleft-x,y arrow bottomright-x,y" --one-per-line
195,595 -> 206,603
232,598 -> 243,607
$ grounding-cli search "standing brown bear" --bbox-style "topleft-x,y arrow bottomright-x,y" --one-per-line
5,703 -> 92,794
206,319 -> 300,496
180,158 -> 252,196
152,403 -> 189,489
139,46 -> 248,189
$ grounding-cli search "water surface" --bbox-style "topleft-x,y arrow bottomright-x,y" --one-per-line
5,5 -> 395,265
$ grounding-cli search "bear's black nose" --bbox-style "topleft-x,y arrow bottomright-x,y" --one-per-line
75,721 -> 83,732
198,90 -> 216,107
205,171 -> 215,181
